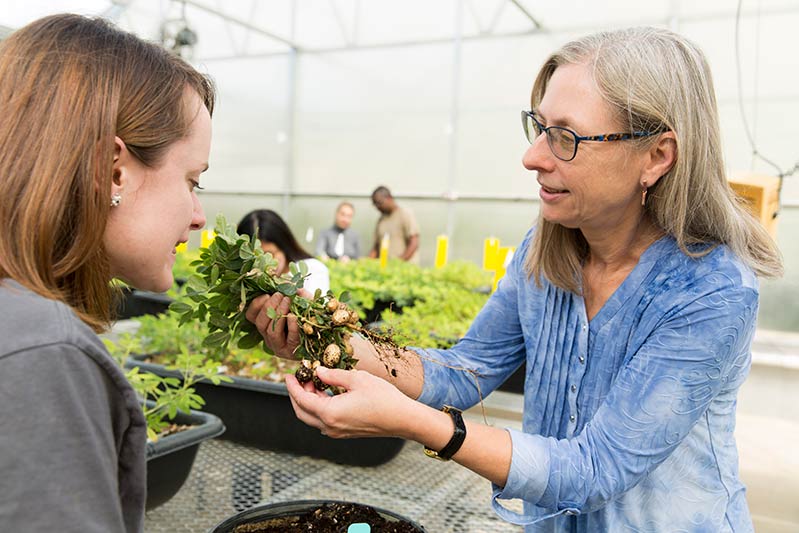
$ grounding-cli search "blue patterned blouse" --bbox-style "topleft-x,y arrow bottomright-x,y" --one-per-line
416,230 -> 757,532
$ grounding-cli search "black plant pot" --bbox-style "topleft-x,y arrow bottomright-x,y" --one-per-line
117,288 -> 173,319
210,499 -> 426,533
497,363 -> 526,394
129,358 -> 405,467
144,401 -> 225,510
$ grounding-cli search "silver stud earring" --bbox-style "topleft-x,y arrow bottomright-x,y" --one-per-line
110,193 -> 122,207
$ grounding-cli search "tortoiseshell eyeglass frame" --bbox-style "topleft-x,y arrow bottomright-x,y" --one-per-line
522,110 -> 664,162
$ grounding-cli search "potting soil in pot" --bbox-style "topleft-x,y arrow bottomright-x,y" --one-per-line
232,502 -> 419,533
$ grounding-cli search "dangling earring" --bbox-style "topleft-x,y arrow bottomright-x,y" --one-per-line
110,193 -> 122,207
641,181 -> 648,206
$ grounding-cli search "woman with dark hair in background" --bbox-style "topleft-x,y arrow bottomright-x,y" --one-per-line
237,209 -> 330,294
0,14 -> 215,531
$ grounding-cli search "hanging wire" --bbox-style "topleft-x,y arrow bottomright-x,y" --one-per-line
734,0 -> 798,202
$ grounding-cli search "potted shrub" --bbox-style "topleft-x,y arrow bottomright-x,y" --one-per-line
107,339 -> 227,509
210,500 -> 426,532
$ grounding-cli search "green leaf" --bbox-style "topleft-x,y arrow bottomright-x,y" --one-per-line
169,301 -> 193,314
209,315 -> 232,329
276,283 -> 296,296
187,274 -> 208,293
237,330 -> 262,349
203,330 -> 230,348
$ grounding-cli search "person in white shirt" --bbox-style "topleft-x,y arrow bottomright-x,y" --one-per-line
237,209 -> 330,294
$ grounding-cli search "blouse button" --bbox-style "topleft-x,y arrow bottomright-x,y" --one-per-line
569,414 -> 576,422
570,384 -> 577,393
579,356 -> 585,364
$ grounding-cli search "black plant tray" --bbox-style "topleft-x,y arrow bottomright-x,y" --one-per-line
363,299 -> 405,324
210,499 -> 426,532
117,289 -> 173,319
145,401 -> 225,510
129,358 -> 405,467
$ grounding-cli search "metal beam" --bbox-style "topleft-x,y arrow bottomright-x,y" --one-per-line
508,0 -> 543,30
300,26 -> 544,54
200,189 -> 541,203
182,0 -> 301,51
488,0 -> 508,33
445,0 -> 464,238
329,0 -> 353,47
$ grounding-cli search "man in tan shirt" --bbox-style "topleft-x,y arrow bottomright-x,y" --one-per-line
368,186 -> 420,264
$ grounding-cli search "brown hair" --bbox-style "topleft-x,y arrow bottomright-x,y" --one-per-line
0,14 -> 215,331
525,27 -> 782,293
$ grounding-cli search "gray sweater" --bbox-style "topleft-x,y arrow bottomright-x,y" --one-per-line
0,280 -> 146,532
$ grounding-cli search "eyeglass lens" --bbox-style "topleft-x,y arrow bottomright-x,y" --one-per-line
523,113 -> 578,161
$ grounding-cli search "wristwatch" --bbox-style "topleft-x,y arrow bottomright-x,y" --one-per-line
424,405 -> 467,461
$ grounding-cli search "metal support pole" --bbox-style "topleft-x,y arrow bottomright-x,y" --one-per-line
445,0 -> 464,238
282,3 -> 299,217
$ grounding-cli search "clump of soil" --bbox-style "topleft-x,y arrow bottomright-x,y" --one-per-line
232,502 -> 421,533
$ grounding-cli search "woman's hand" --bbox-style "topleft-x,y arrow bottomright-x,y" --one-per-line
245,292 -> 303,359
285,366 -> 414,439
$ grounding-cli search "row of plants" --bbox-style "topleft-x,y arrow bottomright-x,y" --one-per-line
326,257 -> 491,324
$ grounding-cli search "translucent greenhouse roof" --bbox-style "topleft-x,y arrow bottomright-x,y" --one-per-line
3,0 -> 798,60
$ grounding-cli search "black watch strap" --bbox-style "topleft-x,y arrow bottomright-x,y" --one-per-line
424,405 -> 466,461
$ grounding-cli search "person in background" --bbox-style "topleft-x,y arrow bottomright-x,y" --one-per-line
367,186 -> 420,264
248,27 -> 782,532
316,201 -> 361,262
237,209 -> 330,294
0,14 -> 215,531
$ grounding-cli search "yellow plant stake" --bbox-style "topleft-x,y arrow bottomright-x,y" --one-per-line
483,238 -> 515,292
175,242 -> 188,253
434,235 -> 448,269
201,229 -> 216,249
482,237 -> 500,271
379,233 -> 389,269
492,246 -> 515,292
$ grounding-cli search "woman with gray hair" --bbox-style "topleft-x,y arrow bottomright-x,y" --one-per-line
250,27 -> 781,531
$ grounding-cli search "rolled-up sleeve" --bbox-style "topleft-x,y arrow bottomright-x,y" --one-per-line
416,239 -> 528,410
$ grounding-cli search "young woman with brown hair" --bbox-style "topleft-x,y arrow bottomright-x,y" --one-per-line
0,14 -> 215,531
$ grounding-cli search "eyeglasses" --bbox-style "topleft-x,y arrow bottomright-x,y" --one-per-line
521,110 -> 662,162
